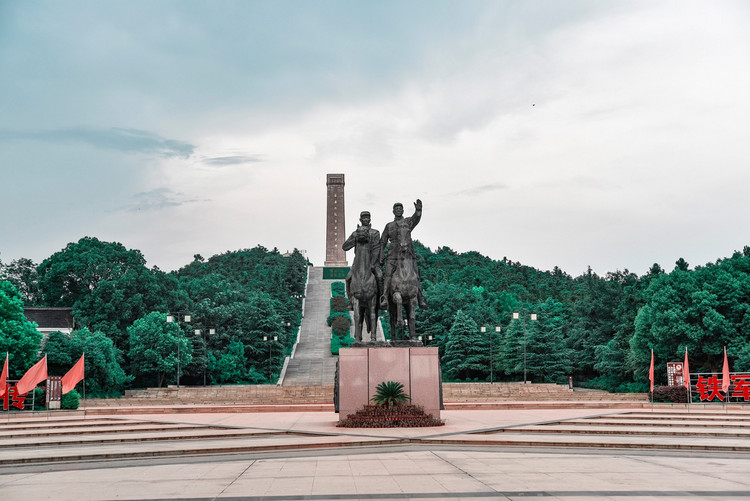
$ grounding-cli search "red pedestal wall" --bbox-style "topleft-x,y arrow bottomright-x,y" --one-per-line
338,346 -> 441,423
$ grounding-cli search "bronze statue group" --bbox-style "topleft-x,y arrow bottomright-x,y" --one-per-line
343,199 -> 427,342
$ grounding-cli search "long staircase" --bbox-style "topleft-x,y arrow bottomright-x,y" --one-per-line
281,267 -> 338,386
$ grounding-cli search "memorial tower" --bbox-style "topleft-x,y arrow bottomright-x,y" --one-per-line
324,173 -> 348,267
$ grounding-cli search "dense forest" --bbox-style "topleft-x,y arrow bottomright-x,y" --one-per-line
2,236 -> 750,394
0,237 -> 307,395
414,242 -> 750,389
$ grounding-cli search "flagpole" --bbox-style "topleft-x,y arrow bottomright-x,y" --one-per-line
83,352 -> 87,420
649,349 -> 654,412
684,347 -> 691,411
4,352 -> 8,424
723,346 -> 729,414
44,351 -> 50,421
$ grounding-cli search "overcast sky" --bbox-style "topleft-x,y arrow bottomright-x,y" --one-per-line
2,1 -> 749,277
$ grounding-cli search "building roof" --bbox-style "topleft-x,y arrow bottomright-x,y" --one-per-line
23,307 -> 75,330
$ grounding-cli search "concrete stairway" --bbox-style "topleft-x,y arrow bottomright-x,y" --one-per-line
441,383 -> 647,402
282,267 -> 338,386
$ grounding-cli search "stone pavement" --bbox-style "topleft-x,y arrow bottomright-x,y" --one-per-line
282,267 -> 338,386
2,405 -> 750,500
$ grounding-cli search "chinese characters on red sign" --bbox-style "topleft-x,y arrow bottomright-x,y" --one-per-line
2,384 -> 26,410
695,375 -> 750,401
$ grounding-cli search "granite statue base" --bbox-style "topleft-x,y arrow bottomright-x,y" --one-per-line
337,346 -> 441,424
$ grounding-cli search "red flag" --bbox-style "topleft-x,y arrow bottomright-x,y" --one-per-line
61,354 -> 85,394
0,353 -> 8,398
649,349 -> 654,393
683,347 -> 691,392
721,346 -> 730,393
16,355 -> 47,395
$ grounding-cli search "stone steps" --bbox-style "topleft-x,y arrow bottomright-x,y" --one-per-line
281,267 -> 338,386
441,383 -> 647,402
83,385 -> 334,407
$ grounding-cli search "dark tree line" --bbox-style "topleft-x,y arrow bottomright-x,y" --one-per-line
3,236 -> 750,394
415,242 -> 750,390
0,237 -> 308,394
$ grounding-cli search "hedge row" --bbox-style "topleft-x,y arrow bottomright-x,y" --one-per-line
330,281 -> 353,354
651,385 -> 688,403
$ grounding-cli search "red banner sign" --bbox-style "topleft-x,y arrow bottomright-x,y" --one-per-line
1,384 -> 26,410
695,374 -> 750,402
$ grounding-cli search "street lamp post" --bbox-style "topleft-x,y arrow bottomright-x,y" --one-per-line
480,326 -> 501,384
512,312 -> 537,384
194,328 -> 216,386
166,314 -> 191,388
417,335 -> 433,346
263,335 -> 278,382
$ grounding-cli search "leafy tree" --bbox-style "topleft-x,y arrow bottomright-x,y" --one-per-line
175,247 -> 305,383
37,237 -> 148,307
0,257 -> 42,305
128,312 -> 192,387
208,339 -> 265,384
73,266 -> 173,352
629,251 -> 750,386
43,327 -> 132,396
43,330 -> 74,376
0,280 -> 42,378
69,328 -> 132,396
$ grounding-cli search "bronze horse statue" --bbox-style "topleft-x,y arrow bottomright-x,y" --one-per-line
349,236 -> 379,342
386,244 -> 419,340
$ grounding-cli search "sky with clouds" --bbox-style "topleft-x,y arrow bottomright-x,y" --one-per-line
1,1 -> 749,276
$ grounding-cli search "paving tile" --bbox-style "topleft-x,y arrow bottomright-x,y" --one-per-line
354,473 -> 402,494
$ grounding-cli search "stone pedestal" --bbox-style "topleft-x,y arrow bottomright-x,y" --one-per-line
337,346 -> 441,423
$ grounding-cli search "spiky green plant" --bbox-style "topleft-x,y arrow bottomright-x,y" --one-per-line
371,381 -> 410,408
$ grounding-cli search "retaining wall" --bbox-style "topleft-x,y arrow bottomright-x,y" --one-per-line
83,382 -> 646,407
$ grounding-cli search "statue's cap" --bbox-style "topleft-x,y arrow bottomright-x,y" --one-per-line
393,202 -> 403,209
360,211 -> 370,217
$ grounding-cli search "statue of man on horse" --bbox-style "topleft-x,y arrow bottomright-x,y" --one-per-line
379,199 -> 428,340
342,211 -> 383,342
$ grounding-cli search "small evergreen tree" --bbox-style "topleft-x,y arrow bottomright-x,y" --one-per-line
442,310 -> 488,381
525,299 -> 573,382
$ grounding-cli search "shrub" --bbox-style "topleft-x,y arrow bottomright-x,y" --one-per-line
338,404 -> 444,428
331,335 -> 354,355
330,296 -> 348,312
615,381 -> 649,393
32,388 -> 46,410
331,315 -> 351,337
62,390 -> 81,409
327,311 -> 351,327
331,281 -> 346,297
651,385 -> 688,403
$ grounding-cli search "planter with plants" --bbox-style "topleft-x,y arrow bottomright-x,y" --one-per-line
338,381 -> 444,428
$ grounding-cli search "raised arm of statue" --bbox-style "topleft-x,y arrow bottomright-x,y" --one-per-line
410,199 -> 422,228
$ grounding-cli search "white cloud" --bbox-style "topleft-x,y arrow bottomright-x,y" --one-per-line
2,1 -> 750,276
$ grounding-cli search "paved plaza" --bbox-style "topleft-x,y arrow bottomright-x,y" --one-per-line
2,406 -> 750,500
